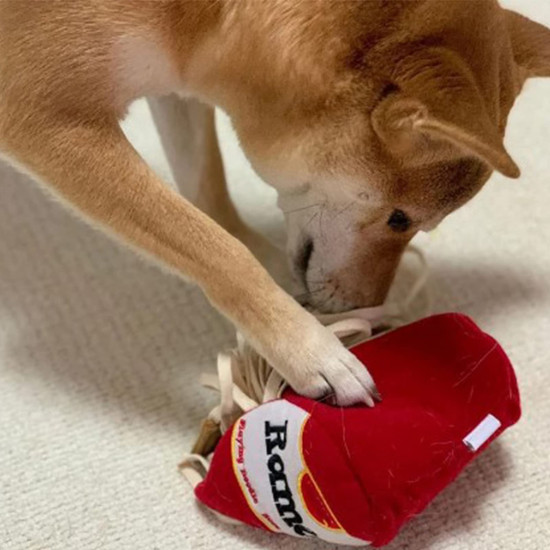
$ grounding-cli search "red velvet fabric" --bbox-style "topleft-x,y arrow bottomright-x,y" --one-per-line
194,313 -> 521,546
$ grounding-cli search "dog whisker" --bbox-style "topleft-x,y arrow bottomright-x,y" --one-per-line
303,210 -> 321,229
283,203 -> 321,215
333,200 -> 355,220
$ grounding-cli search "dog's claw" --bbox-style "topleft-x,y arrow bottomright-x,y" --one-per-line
365,394 -> 376,408
372,387 -> 383,403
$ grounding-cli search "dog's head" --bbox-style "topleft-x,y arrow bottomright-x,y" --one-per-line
222,1 -> 550,312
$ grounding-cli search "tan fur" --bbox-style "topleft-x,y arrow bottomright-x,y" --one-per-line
0,0 -> 548,404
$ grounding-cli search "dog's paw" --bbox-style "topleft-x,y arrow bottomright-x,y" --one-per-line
268,318 -> 380,407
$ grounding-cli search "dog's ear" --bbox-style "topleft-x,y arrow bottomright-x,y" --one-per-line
506,10 -> 550,79
372,48 -> 520,179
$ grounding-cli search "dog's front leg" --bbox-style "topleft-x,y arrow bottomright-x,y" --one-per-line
147,95 -> 242,232
1,114 -> 378,406
148,95 -> 291,289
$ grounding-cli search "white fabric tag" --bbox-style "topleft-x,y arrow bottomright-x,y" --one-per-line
463,414 -> 501,451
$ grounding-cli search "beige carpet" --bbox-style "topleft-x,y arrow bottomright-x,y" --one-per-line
1,2 -> 549,548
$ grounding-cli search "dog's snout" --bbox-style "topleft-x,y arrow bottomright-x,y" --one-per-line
295,238 -> 314,279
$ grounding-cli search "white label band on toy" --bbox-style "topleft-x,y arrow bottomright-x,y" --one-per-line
231,401 -> 367,546
463,414 -> 501,452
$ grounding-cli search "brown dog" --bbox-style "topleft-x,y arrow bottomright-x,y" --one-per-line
0,1 -> 548,406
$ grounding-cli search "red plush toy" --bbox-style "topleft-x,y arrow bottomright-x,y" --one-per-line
183,313 -> 521,547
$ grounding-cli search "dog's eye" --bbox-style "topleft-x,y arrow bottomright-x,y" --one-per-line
387,209 -> 411,232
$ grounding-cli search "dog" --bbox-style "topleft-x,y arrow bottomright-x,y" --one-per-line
0,1 -> 548,406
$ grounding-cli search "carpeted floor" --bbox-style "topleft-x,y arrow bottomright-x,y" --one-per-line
1,1 -> 549,548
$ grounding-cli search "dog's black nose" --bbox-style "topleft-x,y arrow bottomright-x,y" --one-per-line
295,238 -> 314,279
